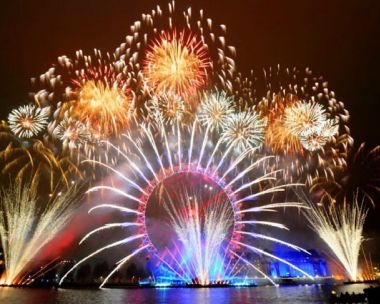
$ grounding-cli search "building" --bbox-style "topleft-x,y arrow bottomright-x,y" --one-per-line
268,249 -> 330,278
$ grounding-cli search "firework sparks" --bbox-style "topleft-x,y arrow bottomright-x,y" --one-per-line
0,178 -> 82,285
0,125 -> 83,190
7,105 -> 49,138
299,128 -> 328,152
143,31 -> 211,97
161,187 -> 234,285
262,93 -> 304,154
304,195 -> 367,281
311,143 -> 380,207
283,101 -> 339,152
114,0 -> 236,99
250,65 -> 353,185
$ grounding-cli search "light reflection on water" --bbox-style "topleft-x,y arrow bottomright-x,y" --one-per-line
0,284 -> 376,304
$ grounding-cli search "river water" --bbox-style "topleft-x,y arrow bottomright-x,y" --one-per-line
0,283 -> 376,304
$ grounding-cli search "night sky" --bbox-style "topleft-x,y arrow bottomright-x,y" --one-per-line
1,0 -> 380,145
0,1 -> 379,258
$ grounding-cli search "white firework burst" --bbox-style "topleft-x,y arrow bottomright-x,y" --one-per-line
54,117 -> 90,150
8,105 -> 50,138
197,92 -> 235,130
284,101 -> 326,136
148,92 -> 185,125
222,110 -> 266,152
300,118 -> 339,152
299,128 -> 328,152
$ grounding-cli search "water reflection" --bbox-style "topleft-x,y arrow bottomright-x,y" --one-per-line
0,284 -> 376,304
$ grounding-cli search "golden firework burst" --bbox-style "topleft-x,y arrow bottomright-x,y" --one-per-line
143,31 -> 211,97
69,80 -> 133,139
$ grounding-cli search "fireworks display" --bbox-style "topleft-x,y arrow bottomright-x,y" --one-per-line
31,49 -> 135,163
0,123 -> 83,191
0,0 -> 377,289
160,188 -> 234,285
69,80 -> 132,139
283,101 -> 339,151
59,120 -> 310,287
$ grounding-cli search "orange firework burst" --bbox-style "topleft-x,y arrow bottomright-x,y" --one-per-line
143,31 -> 211,97
68,80 -> 133,140
262,93 -> 304,154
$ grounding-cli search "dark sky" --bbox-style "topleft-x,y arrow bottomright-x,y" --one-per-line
1,0 -> 380,145
0,1 -> 379,258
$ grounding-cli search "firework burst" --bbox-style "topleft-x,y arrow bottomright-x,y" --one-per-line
30,49 -> 136,164
249,66 -> 353,185
299,128 -> 328,152
53,117 -> 90,150
259,93 -> 303,154
222,110 -> 266,152
7,105 -> 50,138
148,92 -> 185,125
143,31 -> 211,97
114,1 -> 237,103
197,92 -> 235,130
68,80 -> 133,139
283,101 -> 339,152
284,101 -> 326,137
